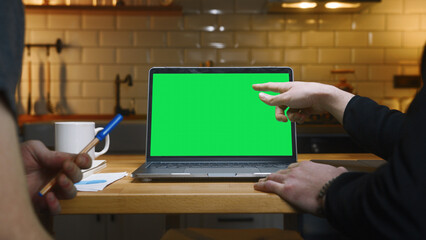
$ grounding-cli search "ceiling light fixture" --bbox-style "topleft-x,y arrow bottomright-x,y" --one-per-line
325,2 -> 361,8
281,2 -> 318,8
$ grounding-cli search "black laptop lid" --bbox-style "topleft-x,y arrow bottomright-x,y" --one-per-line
146,67 -> 297,163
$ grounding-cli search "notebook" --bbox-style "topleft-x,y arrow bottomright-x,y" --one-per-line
132,67 -> 297,180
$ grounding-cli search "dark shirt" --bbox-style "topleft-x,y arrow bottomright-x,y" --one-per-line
325,56 -> 426,238
0,0 -> 25,115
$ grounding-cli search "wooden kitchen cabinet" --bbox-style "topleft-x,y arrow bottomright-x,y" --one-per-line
53,214 -> 166,240
53,214 -> 286,240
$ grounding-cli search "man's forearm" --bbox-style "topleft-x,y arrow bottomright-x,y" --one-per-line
317,85 -> 355,124
0,102 -> 51,239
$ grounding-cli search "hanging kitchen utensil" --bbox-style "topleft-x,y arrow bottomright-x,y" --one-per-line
46,47 -> 54,114
27,48 -> 32,115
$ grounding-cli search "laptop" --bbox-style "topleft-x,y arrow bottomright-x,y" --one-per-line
132,67 -> 297,181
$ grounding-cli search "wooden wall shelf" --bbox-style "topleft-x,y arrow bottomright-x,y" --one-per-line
24,5 -> 182,15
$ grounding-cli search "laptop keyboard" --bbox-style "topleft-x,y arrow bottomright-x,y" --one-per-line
148,162 -> 289,169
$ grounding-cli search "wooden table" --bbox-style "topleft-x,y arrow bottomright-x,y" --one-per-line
60,153 -> 381,214
59,154 -> 382,230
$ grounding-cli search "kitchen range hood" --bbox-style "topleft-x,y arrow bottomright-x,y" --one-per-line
267,0 -> 381,13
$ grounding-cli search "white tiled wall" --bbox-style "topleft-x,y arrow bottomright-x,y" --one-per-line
19,0 -> 426,115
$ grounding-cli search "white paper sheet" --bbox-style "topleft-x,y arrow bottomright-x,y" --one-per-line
75,172 -> 128,192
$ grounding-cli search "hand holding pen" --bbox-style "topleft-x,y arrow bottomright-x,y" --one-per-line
38,114 -> 123,197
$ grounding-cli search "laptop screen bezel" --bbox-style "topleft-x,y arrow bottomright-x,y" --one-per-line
146,67 -> 297,163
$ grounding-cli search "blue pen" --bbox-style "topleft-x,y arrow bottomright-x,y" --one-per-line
75,180 -> 107,185
39,114 -> 124,196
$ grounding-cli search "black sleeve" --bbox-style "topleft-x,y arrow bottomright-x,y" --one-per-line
325,88 -> 426,238
0,0 -> 25,116
342,95 -> 405,160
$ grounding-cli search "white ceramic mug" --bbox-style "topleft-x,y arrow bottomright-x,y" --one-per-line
55,122 -> 110,161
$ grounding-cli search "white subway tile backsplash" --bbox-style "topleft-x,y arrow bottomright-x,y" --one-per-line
135,65 -> 152,81
403,32 -> 426,47
336,32 -> 369,47
290,65 -> 301,81
356,82 -> 385,98
135,31 -> 166,47
100,31 -> 133,47
65,65 -> 99,81
286,14 -> 318,31
319,14 -> 351,30
100,65 -> 135,81
168,32 -> 200,47
302,31 -> 334,47
117,48 -> 149,64
301,65 -> 334,82
352,14 -> 385,30
176,0 -> 202,14
285,48 -> 318,64
151,48 -> 184,64
334,65 -> 369,81
26,14 -> 47,29
117,16 -> 149,30
422,15 -> 426,30
66,99 -> 100,114
51,82 -> 81,98
251,15 -> 286,31
135,99 -> 148,114
402,65 -> 420,75
387,15 -> 420,31
82,82 -> 115,97
83,48 -> 115,64
65,31 -> 98,47
150,16 -> 183,30
251,49 -> 283,64
82,15 -> 115,30
99,99 -> 115,114
22,0 -> 426,109
218,15 -> 251,31
404,0 -> 426,14
235,31 -> 267,47
184,15 -> 217,31
370,0 -> 403,14
29,30 -> 65,44
369,65 -> 402,81
369,32 -> 402,47
352,49 -> 384,64
235,0 -> 265,14
268,32 -> 301,47
48,14 -> 81,30
385,48 -> 420,64
202,0 -> 234,14
384,82 -> 418,98
319,48 -> 351,64
49,48 -> 82,64
201,32 -> 234,48
120,82 -> 148,98
185,49 -> 217,64
218,49 -> 250,64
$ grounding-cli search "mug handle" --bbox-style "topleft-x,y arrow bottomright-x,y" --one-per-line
94,127 -> 110,159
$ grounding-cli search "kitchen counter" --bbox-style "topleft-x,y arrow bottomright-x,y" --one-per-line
18,114 -> 146,127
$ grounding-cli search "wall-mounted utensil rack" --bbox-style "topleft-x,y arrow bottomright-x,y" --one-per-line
25,38 -> 64,54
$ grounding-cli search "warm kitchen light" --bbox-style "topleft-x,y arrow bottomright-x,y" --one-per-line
24,0 -> 44,5
325,2 -> 361,8
281,2 -> 317,9
208,9 -> 223,14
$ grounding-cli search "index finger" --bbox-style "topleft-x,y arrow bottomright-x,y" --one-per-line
252,82 -> 292,93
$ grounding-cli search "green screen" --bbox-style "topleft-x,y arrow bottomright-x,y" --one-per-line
150,73 -> 293,156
